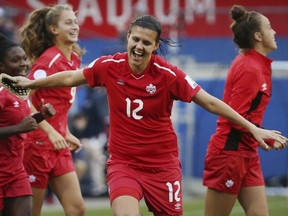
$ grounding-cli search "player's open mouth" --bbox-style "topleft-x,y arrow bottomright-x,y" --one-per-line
132,49 -> 144,59
70,32 -> 78,37
18,68 -> 28,77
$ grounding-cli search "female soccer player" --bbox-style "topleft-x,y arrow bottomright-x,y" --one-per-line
19,4 -> 85,216
0,33 -> 54,216
14,15 -> 286,216
203,5 -> 287,216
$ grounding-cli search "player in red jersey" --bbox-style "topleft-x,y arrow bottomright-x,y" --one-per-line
18,4 -> 85,216
203,5 -> 287,216
0,34 -> 54,216
14,15 -> 287,216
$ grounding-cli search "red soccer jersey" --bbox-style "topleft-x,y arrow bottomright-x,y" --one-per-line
83,52 -> 201,167
0,87 -> 31,186
28,46 -> 81,150
208,49 -> 273,155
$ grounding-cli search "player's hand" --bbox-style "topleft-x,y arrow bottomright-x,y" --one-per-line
47,129 -> 68,150
18,116 -> 38,133
253,128 -> 286,151
273,140 -> 288,151
66,133 -> 82,153
39,99 -> 56,118
12,76 -> 34,88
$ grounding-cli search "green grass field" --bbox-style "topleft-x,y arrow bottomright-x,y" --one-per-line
42,196 -> 288,216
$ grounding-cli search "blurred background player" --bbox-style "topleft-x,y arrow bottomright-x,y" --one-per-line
13,15 -> 286,215
0,33 -> 54,216
19,4 -> 85,216
203,5 -> 287,216
69,112 -> 108,197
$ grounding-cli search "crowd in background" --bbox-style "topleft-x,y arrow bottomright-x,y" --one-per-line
0,7 -> 17,41
69,86 -> 109,198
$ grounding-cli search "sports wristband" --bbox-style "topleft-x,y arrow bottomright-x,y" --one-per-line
32,112 -> 45,123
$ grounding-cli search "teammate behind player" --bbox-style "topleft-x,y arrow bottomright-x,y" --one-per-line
14,15 -> 287,216
0,33 -> 54,216
18,4 -> 85,216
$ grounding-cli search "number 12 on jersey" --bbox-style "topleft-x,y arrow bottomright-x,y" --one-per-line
126,98 -> 143,120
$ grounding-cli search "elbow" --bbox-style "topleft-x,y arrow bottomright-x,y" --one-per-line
64,80 -> 74,87
206,103 -> 217,114
62,75 -> 75,87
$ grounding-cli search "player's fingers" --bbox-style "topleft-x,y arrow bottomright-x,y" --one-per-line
279,141 -> 288,150
272,133 -> 286,144
12,76 -> 23,84
68,142 -> 82,153
271,130 -> 281,134
75,144 -> 83,153
274,142 -> 282,150
68,142 -> 77,151
54,140 -> 68,150
259,140 -> 271,151
40,98 -> 45,106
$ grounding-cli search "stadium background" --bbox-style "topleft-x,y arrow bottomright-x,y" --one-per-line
1,0 -> 287,189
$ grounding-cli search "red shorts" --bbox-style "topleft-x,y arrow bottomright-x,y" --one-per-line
0,171 -> 32,210
203,152 -> 264,194
107,162 -> 183,216
23,145 -> 74,189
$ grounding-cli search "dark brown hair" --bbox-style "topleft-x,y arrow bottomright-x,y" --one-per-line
129,15 -> 179,56
0,33 -> 18,62
230,5 -> 262,49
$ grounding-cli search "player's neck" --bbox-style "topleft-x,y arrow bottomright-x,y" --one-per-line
55,43 -> 74,61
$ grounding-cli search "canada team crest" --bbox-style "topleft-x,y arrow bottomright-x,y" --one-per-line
146,83 -> 156,94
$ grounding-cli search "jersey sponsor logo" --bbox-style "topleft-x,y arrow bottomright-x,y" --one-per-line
175,202 -> 182,210
225,179 -> 234,188
34,69 -> 47,80
116,79 -> 125,85
262,83 -> 267,91
146,83 -> 156,94
13,101 -> 20,108
29,175 -> 36,183
36,141 -> 44,145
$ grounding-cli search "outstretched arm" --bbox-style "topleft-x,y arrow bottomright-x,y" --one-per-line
14,69 -> 87,88
192,89 -> 287,149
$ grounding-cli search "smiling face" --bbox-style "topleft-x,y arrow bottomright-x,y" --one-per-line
0,46 -> 29,77
50,9 -> 79,46
257,15 -> 277,55
127,26 -> 160,73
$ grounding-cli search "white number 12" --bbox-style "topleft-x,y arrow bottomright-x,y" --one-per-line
166,181 -> 181,202
126,98 -> 143,120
